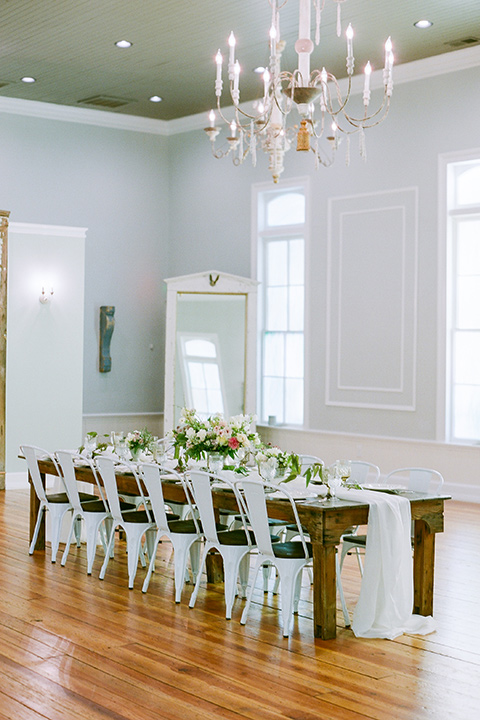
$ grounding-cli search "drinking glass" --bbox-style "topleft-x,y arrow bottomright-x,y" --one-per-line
326,466 -> 342,498
84,435 -> 97,457
208,453 -> 224,474
116,438 -> 128,461
152,439 -> 167,464
258,457 -> 278,484
337,460 -> 351,483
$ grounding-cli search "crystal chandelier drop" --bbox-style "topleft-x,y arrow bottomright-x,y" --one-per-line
204,0 -> 394,183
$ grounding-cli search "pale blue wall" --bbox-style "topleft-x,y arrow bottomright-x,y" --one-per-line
0,113 -> 169,414
1,62 -> 479,442
168,65 -> 480,440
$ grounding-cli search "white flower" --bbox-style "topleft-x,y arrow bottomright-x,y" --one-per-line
186,427 -> 196,439
197,429 -> 207,441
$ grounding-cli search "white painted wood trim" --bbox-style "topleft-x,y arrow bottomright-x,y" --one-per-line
10,222 -> 87,238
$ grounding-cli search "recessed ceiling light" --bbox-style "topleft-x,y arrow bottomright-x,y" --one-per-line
414,20 -> 433,29
149,95 -> 162,103
21,76 -> 36,83
115,39 -> 132,48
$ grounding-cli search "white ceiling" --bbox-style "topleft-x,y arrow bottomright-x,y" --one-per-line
0,0 -> 479,121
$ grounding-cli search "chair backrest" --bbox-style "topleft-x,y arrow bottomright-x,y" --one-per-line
235,478 -> 309,560
96,456 -> 151,522
20,444 -> 63,505
385,467 -> 444,494
139,463 -> 201,534
345,460 -> 381,485
299,454 -> 323,475
56,450 -> 108,513
187,469 -> 245,545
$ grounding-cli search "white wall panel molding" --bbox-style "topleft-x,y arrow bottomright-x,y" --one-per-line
326,187 -> 418,410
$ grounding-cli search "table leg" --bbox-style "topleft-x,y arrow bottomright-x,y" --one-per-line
29,471 -> 45,550
413,518 -> 435,616
312,542 -> 337,640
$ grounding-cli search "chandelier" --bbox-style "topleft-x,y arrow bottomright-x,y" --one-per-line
204,0 -> 394,183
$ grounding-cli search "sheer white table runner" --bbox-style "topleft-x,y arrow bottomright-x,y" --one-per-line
336,487 -> 436,639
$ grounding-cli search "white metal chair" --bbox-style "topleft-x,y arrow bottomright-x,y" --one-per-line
55,450 -> 114,575
139,463 -> 202,601
21,444 -> 97,563
96,457 -> 157,588
236,478 -> 313,637
339,466 -> 444,576
187,469 -> 255,619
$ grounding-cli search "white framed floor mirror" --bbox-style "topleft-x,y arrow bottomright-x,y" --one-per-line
163,270 -> 258,433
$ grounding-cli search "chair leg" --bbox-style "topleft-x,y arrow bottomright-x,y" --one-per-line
49,507 -> 70,564
99,524 -> 117,580
142,530 -> 161,594
61,514 -> 78,566
336,554 -> 351,627
188,539 -> 201,585
238,553 -> 250,599
29,506 -> 45,555
189,544 -> 210,609
240,557 -> 263,626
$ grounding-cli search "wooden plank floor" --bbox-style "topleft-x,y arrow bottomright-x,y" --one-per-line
1,490 -> 479,720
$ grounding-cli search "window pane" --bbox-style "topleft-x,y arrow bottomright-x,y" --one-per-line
263,377 -> 284,424
457,166 -> 480,206
289,239 -> 305,285
192,387 -> 208,414
457,278 -> 480,328
264,332 -> 285,376
267,241 -> 288,286
457,219 -> 480,276
184,339 -> 217,358
203,364 -> 221,389
285,378 -> 304,425
285,334 -> 303,377
188,361 -> 206,388
267,287 -> 288,330
267,192 -> 305,226
454,332 -> 480,385
206,388 -> 224,414
288,286 -> 304,331
452,385 -> 480,440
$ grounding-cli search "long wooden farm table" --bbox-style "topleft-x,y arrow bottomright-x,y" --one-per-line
28,459 -> 449,640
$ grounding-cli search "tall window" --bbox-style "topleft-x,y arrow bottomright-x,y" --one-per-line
447,160 -> 480,442
256,184 -> 307,425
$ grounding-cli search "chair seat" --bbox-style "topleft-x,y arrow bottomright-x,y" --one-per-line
46,491 -> 97,504
167,519 -> 227,534
121,509 -> 158,523
343,534 -> 366,546
234,514 -> 287,529
217,528 -> 256,546
272,541 -> 313,559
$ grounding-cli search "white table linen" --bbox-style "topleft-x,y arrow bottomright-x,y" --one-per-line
336,487 -> 436,640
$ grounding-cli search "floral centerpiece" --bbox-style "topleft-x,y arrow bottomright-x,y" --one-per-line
255,444 -> 301,483
126,428 -> 155,460
169,408 -> 260,465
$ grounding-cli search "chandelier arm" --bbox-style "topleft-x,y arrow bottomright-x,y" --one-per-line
337,93 -> 391,129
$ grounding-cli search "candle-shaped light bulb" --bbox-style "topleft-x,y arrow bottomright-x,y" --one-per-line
346,23 -> 354,58
321,67 -> 327,85
364,61 -> 372,88
208,109 -> 216,126
385,36 -> 392,68
215,49 -> 222,79
258,101 -> 265,115
331,121 -> 337,135
388,50 -> 394,69
263,68 -> 271,98
228,31 -> 236,58
230,121 -> 237,138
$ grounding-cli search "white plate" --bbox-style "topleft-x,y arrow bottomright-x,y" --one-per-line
361,483 -> 405,492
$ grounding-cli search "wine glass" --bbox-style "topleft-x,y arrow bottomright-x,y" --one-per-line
152,439 -> 167,464
116,438 -> 128,461
326,466 -> 342,498
337,459 -> 351,483
258,457 -> 278,485
83,434 -> 97,458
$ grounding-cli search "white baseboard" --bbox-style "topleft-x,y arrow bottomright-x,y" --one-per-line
6,471 -> 30,489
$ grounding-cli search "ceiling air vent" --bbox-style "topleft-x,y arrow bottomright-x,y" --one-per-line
77,95 -> 133,109
445,37 -> 479,48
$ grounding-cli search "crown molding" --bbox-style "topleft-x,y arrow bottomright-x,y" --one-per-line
10,221 -> 87,238
0,96 -> 170,135
1,45 -> 479,137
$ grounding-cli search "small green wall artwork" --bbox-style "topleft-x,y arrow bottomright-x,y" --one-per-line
99,305 -> 115,372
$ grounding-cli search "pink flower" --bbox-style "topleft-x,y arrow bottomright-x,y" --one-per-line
228,437 -> 240,450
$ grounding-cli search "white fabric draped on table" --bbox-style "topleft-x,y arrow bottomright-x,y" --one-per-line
336,487 -> 436,640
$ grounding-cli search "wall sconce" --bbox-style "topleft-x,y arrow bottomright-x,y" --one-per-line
39,286 -> 54,304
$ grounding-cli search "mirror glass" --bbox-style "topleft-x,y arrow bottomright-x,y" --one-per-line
174,293 -> 246,426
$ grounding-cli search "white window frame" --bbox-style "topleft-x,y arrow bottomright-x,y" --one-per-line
251,178 -> 310,427
438,149 -> 480,443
